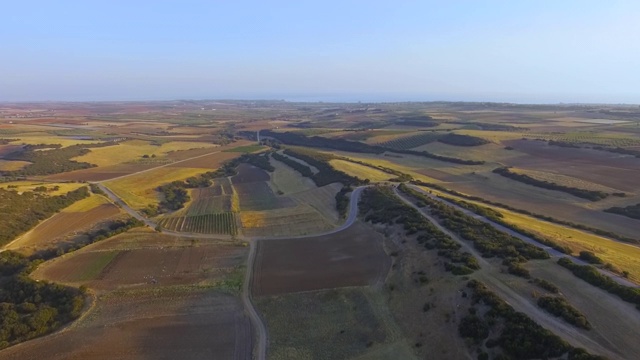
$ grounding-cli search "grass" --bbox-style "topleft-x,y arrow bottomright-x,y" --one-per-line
0,181 -> 85,196
256,288 -> 390,360
76,251 -> 120,281
62,193 -> 112,212
329,159 -> 391,182
73,140 -> 217,167
104,167 -> 212,209
9,135 -> 102,147
0,159 -> 31,171
222,145 -> 265,153
269,155 -> 316,195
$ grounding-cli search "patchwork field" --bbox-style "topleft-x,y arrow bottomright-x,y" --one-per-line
6,194 -> 122,253
252,221 -> 390,296
72,139 -> 218,167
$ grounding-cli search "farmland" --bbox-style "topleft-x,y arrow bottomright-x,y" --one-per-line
1,101 -> 640,359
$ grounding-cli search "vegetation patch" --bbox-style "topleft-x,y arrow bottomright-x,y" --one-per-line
493,167 -> 610,201
537,295 -> 591,330
437,133 -> 490,146
604,203 -> 640,220
222,144 -> 266,153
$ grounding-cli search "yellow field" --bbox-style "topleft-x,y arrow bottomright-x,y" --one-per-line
10,135 -> 102,147
240,205 -> 332,237
454,129 -> 527,143
63,193 -> 112,212
329,159 -> 391,182
419,186 -> 640,283
73,140 -> 217,167
269,156 -> 316,194
104,167 -> 213,209
510,168 -> 622,193
0,181 -> 84,196
0,159 -> 31,171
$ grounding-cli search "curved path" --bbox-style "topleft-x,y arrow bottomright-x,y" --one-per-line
96,180 -> 366,360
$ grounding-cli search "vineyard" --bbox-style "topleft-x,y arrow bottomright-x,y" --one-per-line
158,212 -> 238,235
186,181 -> 233,215
376,132 -> 443,150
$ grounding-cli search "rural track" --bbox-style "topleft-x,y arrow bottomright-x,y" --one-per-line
406,184 -> 640,288
393,188 -> 625,359
96,176 -> 367,360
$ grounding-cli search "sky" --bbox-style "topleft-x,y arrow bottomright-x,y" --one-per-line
1,1 -> 639,103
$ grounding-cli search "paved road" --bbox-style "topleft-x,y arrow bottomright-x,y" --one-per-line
406,184 -> 639,288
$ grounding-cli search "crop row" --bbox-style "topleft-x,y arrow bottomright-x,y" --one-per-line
159,212 -> 238,235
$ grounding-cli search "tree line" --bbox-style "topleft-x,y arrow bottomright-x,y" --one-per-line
0,186 -> 90,247
359,186 -> 480,275
438,133 -> 490,146
398,184 -> 549,263
262,130 -> 485,165
461,280 -> 605,360
557,258 -> 640,311
493,167 -> 612,201
410,179 -> 639,245
2,142 -> 116,176
604,203 -> 640,220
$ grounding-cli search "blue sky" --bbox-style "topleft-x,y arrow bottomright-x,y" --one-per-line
1,1 -> 639,103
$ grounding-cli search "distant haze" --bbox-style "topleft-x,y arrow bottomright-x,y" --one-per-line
1,1 -> 639,104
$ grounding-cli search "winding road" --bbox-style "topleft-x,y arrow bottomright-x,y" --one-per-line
96,178 -> 366,360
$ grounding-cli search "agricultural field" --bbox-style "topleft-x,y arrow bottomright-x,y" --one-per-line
240,205 -> 333,237
252,221 -> 390,296
72,139 -> 218,167
268,155 -> 316,195
329,159 -> 392,182
0,180 -> 85,195
5,228 -> 251,360
373,131 -> 443,149
158,212 -> 239,235
0,159 -> 30,171
5,194 -> 123,253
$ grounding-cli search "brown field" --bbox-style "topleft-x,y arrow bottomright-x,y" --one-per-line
503,139 -> 640,192
34,235 -> 247,290
0,290 -> 251,360
252,221 -> 391,296
46,163 -> 159,182
240,205 -> 333,237
6,195 -> 122,253
231,163 -> 271,184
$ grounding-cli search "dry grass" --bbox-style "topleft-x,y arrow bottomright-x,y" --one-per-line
9,135 -> 102,147
104,167 -> 213,209
73,140 -> 217,167
0,159 -> 31,171
329,159 -> 391,182
0,181 -> 84,196
63,193 -> 113,212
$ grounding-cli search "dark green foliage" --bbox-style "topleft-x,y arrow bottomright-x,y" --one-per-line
0,251 -> 84,348
493,167 -> 609,201
271,152 -> 314,177
264,130 -> 484,165
89,183 -> 105,196
399,184 -> 549,262
335,186 -> 351,218
410,179 -> 639,245
557,258 -> 640,309
465,280 -> 604,359
604,203 -> 640,220
359,186 -> 479,273
458,314 -> 489,341
537,296 -> 591,329
505,261 -> 531,279
244,152 -> 275,172
158,181 -> 190,211
282,148 -> 362,187
531,278 -> 560,294
568,348 -> 609,360
438,133 -> 490,146
0,186 -> 89,247
378,132 -> 442,150
579,251 -> 604,265
2,142 -> 115,176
